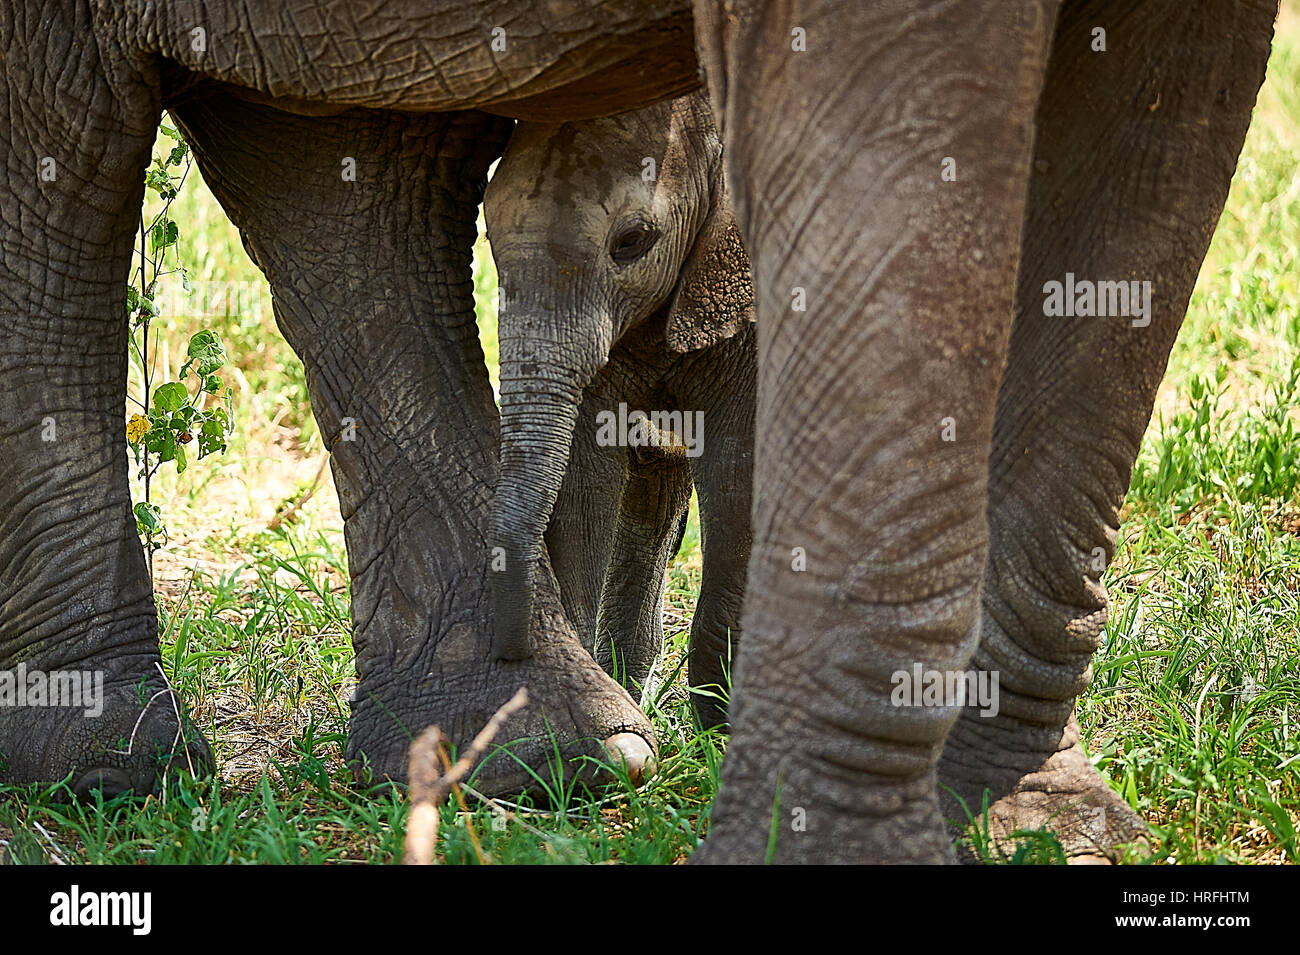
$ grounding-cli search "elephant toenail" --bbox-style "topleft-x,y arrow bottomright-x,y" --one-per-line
602,733 -> 656,786
71,768 -> 134,800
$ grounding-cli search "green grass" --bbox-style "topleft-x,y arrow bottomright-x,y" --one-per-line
1065,14 -> 1300,865
0,512 -> 725,864
2,16 -> 1299,865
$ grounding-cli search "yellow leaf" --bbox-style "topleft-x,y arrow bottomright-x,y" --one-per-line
126,413 -> 149,444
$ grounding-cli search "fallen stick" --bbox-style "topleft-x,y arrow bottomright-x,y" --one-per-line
266,455 -> 329,531
403,687 -> 529,865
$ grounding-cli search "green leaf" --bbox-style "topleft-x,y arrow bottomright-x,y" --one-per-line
185,329 -> 227,377
153,381 -> 189,413
198,414 -> 229,458
126,288 -> 144,324
144,425 -> 176,463
144,168 -> 168,195
133,501 -> 164,536
149,219 -> 179,253
159,124 -> 180,141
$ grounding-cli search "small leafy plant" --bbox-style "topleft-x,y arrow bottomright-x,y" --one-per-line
125,121 -> 235,562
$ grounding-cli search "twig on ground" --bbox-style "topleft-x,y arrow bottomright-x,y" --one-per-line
403,688 -> 528,865
436,744 -> 487,865
266,455 -> 330,531
31,822 -> 68,865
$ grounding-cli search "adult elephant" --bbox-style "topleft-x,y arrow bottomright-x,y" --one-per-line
0,0 -> 1279,864
0,0 -> 699,800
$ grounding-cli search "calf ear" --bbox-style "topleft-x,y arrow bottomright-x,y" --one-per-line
664,196 -> 755,353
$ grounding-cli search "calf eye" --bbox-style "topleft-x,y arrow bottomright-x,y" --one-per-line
609,220 -> 659,265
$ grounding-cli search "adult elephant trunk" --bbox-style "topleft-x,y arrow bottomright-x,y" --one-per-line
491,310 -> 609,661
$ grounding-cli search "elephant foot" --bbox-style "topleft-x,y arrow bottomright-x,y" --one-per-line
690,694 -> 729,735
695,768 -> 957,864
687,625 -> 736,733
346,610 -> 658,799
0,663 -> 213,798
938,715 -> 1148,863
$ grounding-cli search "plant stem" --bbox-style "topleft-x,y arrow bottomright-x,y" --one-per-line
138,206 -> 153,578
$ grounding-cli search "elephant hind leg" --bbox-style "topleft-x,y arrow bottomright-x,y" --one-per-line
0,10 -> 212,793
675,326 -> 757,732
168,95 -> 657,796
937,0 -> 1277,862
594,444 -> 693,694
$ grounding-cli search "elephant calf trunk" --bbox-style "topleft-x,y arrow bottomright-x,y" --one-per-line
490,537 -> 543,661
490,385 -> 585,661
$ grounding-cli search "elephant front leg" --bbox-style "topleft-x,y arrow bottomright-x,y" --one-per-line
170,97 -> 656,794
0,17 -> 211,794
692,0 -> 1055,862
937,0 -> 1277,862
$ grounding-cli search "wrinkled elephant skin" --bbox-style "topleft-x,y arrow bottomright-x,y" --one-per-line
0,0 -> 1281,862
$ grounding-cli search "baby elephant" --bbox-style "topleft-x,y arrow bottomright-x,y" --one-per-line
485,91 -> 755,729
